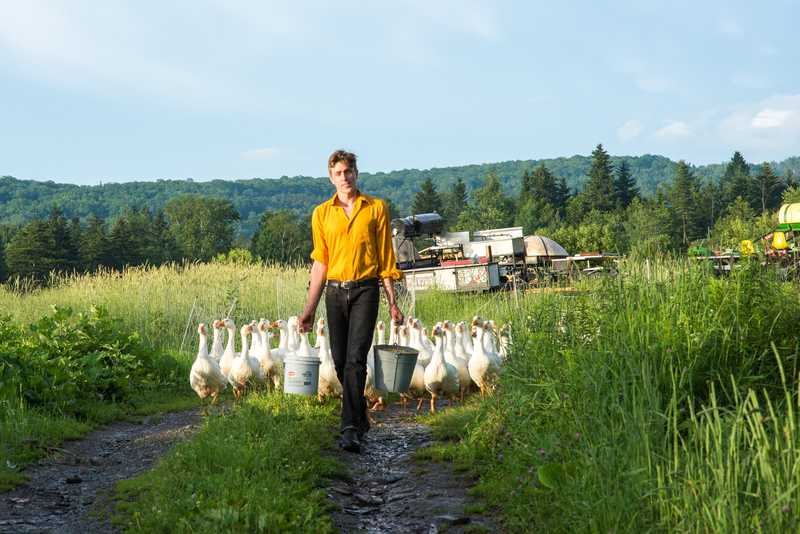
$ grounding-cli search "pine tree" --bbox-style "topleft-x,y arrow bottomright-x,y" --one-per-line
721,151 -> 756,209
530,164 -> 558,205
46,206 -> 80,273
583,144 -> 616,212
554,177 -> 571,215
411,177 -> 443,215
668,160 -> 701,247
755,162 -> 783,212
108,214 -> 134,269
5,220 -> 57,282
80,215 -> 112,271
0,236 -> 6,282
442,178 -> 468,227
613,160 -> 639,209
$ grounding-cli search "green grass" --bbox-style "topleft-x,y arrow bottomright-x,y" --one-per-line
113,392 -> 340,533
422,259 -> 800,533
0,387 -> 196,491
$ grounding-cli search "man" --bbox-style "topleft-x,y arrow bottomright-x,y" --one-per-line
298,149 -> 404,453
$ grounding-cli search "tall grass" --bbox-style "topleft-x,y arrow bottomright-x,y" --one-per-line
424,258 -> 800,532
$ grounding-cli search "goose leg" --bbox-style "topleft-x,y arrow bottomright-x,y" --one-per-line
430,394 -> 436,413
416,397 -> 424,412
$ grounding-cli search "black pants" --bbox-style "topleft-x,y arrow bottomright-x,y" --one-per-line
325,283 -> 380,433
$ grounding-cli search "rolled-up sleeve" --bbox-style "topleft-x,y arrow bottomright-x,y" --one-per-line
375,200 -> 401,280
310,206 -> 328,265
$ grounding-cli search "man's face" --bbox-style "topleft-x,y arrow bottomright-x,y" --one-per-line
329,161 -> 357,196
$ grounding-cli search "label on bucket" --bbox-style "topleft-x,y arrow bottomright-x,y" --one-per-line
286,369 -> 313,386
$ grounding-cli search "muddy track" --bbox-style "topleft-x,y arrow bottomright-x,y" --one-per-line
329,403 -> 496,534
0,408 -> 201,534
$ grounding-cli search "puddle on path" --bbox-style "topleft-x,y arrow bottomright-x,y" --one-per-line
0,408 -> 201,534
329,403 -> 496,534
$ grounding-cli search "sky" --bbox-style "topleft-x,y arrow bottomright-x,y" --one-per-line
1,0 -> 799,185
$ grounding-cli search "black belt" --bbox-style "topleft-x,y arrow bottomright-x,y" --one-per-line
326,278 -> 379,290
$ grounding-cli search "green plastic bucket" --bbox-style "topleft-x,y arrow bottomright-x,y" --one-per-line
373,345 -> 419,393
283,357 -> 320,395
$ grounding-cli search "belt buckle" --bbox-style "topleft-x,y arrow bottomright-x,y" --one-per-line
341,280 -> 353,289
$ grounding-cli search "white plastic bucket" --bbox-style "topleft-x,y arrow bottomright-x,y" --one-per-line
283,357 -> 320,395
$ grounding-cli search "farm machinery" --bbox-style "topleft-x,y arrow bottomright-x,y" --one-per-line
390,212 -> 612,293
690,203 -> 800,279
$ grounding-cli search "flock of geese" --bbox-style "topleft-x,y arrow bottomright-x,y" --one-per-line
190,315 -> 511,412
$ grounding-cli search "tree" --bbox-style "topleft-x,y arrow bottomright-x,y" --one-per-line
721,151 -> 756,209
554,176 -> 571,215
442,178 -> 468,227
80,215 -> 112,271
47,206 -> 80,273
456,170 -> 514,231
613,160 -> 639,209
582,144 -> 616,212
165,195 -> 240,261
4,220 -> 57,282
0,236 -> 6,282
783,186 -> 800,204
668,161 -> 701,247
624,198 -> 673,257
250,210 -> 311,264
411,177 -> 443,215
755,162 -> 783,212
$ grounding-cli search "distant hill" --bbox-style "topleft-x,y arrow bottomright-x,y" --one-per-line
2,154 -> 798,238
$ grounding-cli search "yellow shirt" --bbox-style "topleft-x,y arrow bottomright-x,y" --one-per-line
310,191 -> 401,281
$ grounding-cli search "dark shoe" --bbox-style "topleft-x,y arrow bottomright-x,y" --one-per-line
339,429 -> 361,453
357,428 -> 368,443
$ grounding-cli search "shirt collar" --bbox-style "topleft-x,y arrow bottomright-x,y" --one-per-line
328,190 -> 371,207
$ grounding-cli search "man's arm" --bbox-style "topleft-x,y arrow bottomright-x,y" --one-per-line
298,260 -> 328,333
382,277 -> 404,326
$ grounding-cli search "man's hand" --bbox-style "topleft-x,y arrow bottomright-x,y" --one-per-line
298,309 -> 314,334
389,302 -> 404,326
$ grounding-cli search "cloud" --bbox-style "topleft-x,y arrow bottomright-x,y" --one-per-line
242,147 -> 282,160
617,119 -> 644,142
751,108 -> 797,129
654,121 -> 693,139
0,1 -> 253,109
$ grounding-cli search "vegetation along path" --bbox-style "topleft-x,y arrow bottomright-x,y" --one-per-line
0,408 -> 201,533
329,402 -> 495,534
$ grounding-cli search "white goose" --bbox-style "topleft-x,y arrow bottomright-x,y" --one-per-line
409,319 -> 432,367
219,318 -> 238,377
249,320 -> 262,356
468,323 -> 500,398
228,324 -> 255,400
443,321 -> 471,402
455,321 -> 473,361
317,321 -> 342,400
286,316 -> 301,353
423,324 -> 459,413
257,320 -> 281,391
210,319 -> 225,362
296,331 -> 319,360
189,323 -> 227,406
270,319 -> 292,364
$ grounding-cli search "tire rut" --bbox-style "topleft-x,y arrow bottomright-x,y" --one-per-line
328,403 -> 495,534
0,408 -> 201,534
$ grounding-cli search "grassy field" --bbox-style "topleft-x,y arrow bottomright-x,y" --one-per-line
3,259 -> 799,531
422,259 -> 800,532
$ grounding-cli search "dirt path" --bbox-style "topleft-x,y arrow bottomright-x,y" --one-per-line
329,403 -> 496,534
0,408 -> 201,534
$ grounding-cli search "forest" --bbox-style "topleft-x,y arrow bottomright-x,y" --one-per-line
0,146 -> 798,283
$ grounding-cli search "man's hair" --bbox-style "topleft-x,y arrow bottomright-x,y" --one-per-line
328,149 -> 358,173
